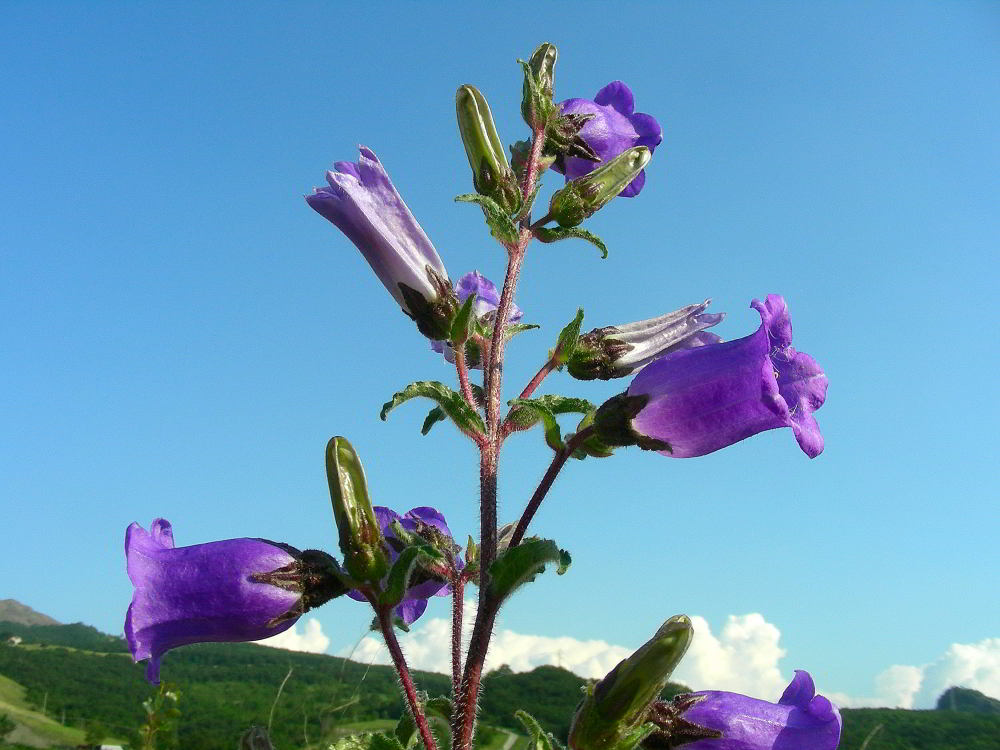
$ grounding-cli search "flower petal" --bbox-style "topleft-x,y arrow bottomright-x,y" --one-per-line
594,81 -> 635,115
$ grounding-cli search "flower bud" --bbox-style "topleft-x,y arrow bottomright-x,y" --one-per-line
549,147 -> 651,227
520,43 -> 558,130
456,85 -> 522,215
569,615 -> 693,750
567,301 -> 724,380
325,436 -> 389,585
529,43 -> 557,99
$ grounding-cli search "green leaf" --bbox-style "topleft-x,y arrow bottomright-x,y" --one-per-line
488,537 -> 571,602
553,308 -> 585,364
455,193 -> 520,245
508,395 -> 596,451
331,732 -> 404,750
514,181 -> 543,223
450,294 -> 476,346
381,381 -> 485,436
421,407 -> 447,435
534,226 -> 608,258
379,544 -> 445,609
394,697 -> 452,748
516,710 -> 566,750
505,322 -> 541,341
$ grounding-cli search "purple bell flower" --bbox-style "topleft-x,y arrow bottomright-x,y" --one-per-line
346,506 -> 456,625
430,271 -> 523,366
306,147 -> 454,336
627,295 -> 827,458
653,671 -> 842,750
125,519 -> 303,684
555,81 -> 662,197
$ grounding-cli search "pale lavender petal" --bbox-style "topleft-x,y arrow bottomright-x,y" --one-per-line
394,598 -> 427,626
306,147 -> 448,313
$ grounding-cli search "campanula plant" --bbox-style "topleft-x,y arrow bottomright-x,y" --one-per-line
124,42 -> 837,750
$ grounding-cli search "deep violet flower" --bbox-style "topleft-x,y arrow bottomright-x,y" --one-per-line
625,295 -> 827,458
346,506 -> 457,625
125,519 -> 343,683
554,81 -> 662,197
306,147 -> 454,337
647,670 -> 842,750
430,271 -> 523,365
568,300 -> 724,380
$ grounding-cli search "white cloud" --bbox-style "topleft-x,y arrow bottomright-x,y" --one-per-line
339,608 -> 1000,710
341,606 -> 788,696
258,617 -> 331,654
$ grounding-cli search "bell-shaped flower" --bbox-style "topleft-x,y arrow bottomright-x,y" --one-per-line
568,300 -> 724,380
306,147 -> 455,339
125,519 -> 344,683
554,81 -> 662,197
430,271 -> 523,367
623,295 -> 827,458
645,670 -> 841,750
346,506 -> 458,625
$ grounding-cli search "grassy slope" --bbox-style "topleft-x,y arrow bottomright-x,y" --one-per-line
0,673 -> 85,747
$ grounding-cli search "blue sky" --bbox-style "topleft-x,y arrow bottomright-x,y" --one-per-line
2,1 -> 998,706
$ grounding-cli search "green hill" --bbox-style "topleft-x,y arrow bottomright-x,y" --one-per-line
1,619 -> 999,749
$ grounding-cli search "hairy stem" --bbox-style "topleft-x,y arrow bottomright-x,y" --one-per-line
451,575 -> 465,696
508,426 -> 595,549
454,347 -> 477,410
453,124 -> 548,750
377,607 -> 437,750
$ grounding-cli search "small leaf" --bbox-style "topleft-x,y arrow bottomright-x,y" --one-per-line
516,709 -> 566,750
534,226 -> 608,258
514,182 -> 543,223
381,381 -> 485,436
505,322 -> 541,341
507,395 -> 596,451
553,308 -> 585,364
455,193 -> 520,245
508,398 -> 563,451
421,407 -> 447,435
450,294 -> 476,346
488,537 -> 571,603
379,544 -> 445,608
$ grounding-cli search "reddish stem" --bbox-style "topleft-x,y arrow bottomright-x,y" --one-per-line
376,607 -> 437,750
453,347 -> 477,410
450,574 -> 465,696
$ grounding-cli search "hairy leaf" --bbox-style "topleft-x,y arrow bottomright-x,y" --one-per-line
534,226 -> 608,258
381,381 -> 486,436
455,193 -> 520,245
488,537 -> 571,603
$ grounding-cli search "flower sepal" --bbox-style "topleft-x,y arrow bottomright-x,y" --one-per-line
249,548 -> 352,626
592,393 -> 671,452
398,266 -> 460,341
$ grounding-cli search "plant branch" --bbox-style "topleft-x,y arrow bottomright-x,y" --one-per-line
376,607 -> 437,750
508,426 -> 596,549
450,574 -> 465,696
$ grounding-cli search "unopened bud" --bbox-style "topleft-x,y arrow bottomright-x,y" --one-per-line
456,85 -> 522,215
569,616 -> 693,750
528,43 -> 558,100
325,437 -> 389,585
549,147 -> 651,227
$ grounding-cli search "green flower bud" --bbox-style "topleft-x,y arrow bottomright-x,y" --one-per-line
549,147 -> 651,228
456,85 -> 522,215
529,42 -> 558,100
325,436 -> 389,585
569,616 -> 693,750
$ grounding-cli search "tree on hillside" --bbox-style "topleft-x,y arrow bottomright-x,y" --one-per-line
0,713 -> 16,741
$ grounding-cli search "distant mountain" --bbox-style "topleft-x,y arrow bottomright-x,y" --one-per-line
937,686 -> 1000,714
0,600 -> 59,627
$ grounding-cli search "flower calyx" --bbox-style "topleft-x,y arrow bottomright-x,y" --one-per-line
593,392 -> 671,453
249,548 -> 351,626
399,266 -> 460,341
640,697 -> 722,749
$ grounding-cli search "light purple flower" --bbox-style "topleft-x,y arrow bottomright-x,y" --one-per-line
663,670 -> 842,750
346,506 -> 455,625
306,147 -> 450,316
125,519 -> 301,684
430,271 -> 523,365
555,81 -> 662,197
628,295 -> 827,458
